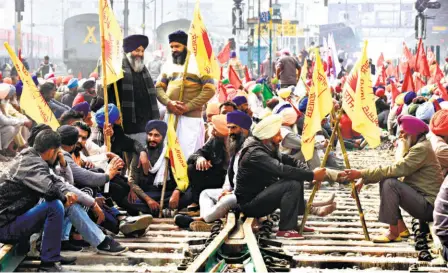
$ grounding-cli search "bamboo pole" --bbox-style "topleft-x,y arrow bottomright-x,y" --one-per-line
336,125 -> 370,241
158,50 -> 191,218
299,111 -> 342,234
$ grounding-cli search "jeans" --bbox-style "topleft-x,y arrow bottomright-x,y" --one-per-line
0,200 -> 64,263
64,204 -> 105,247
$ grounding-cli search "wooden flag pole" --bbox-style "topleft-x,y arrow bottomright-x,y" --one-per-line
159,50 -> 191,218
336,124 -> 370,241
100,0 -> 111,193
299,111 -> 342,234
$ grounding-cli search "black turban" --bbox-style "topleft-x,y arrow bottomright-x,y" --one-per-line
145,120 -> 167,139
57,125 -> 79,146
168,30 -> 188,46
123,34 -> 149,53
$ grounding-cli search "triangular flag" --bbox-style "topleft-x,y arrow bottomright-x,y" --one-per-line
401,64 -> 415,92
400,43 -> 413,74
437,81 -> 448,101
431,62 -> 444,84
228,65 -> 242,89
390,81 -> 401,107
342,41 -> 380,148
415,39 -> 430,78
188,0 -> 220,80
3,42 -> 59,130
377,53 -> 385,68
301,49 -> 333,161
375,65 -> 386,87
217,42 -> 231,64
244,66 -> 251,83
99,0 -> 124,85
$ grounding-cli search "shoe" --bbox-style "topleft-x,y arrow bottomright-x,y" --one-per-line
190,221 -> 212,232
120,215 -> 152,237
302,226 -> 315,233
38,262 -> 64,272
399,229 -> 410,238
175,214 -> 194,229
372,234 -> 402,243
310,202 -> 337,217
97,236 -> 128,255
60,256 -> 77,265
276,230 -> 304,240
61,241 -> 83,252
187,204 -> 199,212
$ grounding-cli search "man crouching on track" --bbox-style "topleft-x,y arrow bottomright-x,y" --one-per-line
341,115 -> 443,243
235,114 -> 332,240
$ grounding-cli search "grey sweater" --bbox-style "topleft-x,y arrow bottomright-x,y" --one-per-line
52,164 -> 95,207
63,151 -> 110,188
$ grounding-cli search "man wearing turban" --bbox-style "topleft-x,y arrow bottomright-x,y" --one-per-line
126,120 -> 192,216
155,30 -> 215,160
107,34 -> 160,151
235,115 -> 327,239
61,78 -> 79,107
175,111 -> 253,231
342,115 -> 443,243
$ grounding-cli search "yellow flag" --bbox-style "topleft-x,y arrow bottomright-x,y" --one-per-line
99,0 -> 124,85
301,49 -> 333,161
4,42 -> 59,130
342,41 -> 380,148
188,0 -> 220,80
166,114 -> 189,192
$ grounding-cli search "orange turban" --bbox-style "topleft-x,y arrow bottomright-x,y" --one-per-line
206,102 -> 220,116
430,109 -> 448,136
211,114 -> 228,136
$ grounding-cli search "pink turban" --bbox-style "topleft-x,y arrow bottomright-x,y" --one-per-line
397,115 -> 429,136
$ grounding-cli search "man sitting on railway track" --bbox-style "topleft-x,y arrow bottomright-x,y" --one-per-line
235,114 -> 331,240
429,109 -> 448,177
40,82 -> 71,119
174,111 -> 252,231
0,129 -> 74,272
341,115 -> 443,243
126,120 -> 193,216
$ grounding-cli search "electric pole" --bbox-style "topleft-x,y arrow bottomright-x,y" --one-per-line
142,0 -> 146,35
269,0 -> 272,77
257,0 -> 261,76
124,0 -> 129,37
15,0 -> 24,54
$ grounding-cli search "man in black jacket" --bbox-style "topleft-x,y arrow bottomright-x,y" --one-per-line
235,114 -> 327,240
187,114 -> 229,209
0,129 -> 76,272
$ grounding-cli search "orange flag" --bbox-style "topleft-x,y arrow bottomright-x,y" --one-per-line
437,81 -> 448,101
431,62 -> 444,84
228,65 -> 242,89
401,64 -> 415,92
400,42 -> 413,73
244,66 -> 251,83
415,39 -> 430,78
376,53 -> 385,68
390,81 -> 401,107
217,42 -> 231,64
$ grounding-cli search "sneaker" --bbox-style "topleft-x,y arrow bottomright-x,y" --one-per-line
97,236 -> 128,255
120,215 -> 152,237
276,230 -> 304,240
174,214 -> 194,229
189,221 -> 212,232
187,204 -> 199,212
38,262 -> 64,272
61,241 -> 83,252
302,226 -> 315,233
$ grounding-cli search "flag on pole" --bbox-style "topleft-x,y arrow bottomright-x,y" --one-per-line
328,33 -> 341,78
402,64 -> 415,92
342,41 -> 380,148
3,42 -> 59,130
217,42 -> 231,64
376,53 -> 385,68
431,62 -> 444,84
228,65 -> 242,89
415,39 -> 430,78
301,49 -> 333,161
437,81 -> 448,101
390,81 -> 401,107
188,0 -> 220,80
99,0 -> 124,85
244,66 -> 251,83
166,114 -> 189,192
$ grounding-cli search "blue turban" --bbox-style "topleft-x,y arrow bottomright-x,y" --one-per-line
123,34 -> 149,53
256,78 -> 266,84
95,104 -> 120,128
72,101 -> 91,118
227,111 -> 252,131
168,31 -> 188,46
232,96 -> 248,106
230,51 -> 237,58
299,97 -> 308,112
15,81 -> 23,97
437,98 -> 444,103
404,91 -> 416,105
145,120 -> 167,139
67,78 -> 78,89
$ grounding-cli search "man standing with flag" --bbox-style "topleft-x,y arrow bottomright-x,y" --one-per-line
107,34 -> 161,146
156,30 -> 215,159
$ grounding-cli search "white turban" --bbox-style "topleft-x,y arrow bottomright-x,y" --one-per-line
0,83 -> 10,100
281,108 -> 298,125
253,114 -> 282,140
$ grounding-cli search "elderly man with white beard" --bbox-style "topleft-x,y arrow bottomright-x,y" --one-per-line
107,35 -> 160,147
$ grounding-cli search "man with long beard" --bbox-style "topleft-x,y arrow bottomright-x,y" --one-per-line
107,34 -> 160,148
175,111 -> 252,230
156,30 -> 215,160
341,115 -> 443,243
126,120 -> 193,216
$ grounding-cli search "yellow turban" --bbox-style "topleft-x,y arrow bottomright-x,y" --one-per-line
278,88 -> 292,99
211,114 -> 228,136
253,114 -> 282,140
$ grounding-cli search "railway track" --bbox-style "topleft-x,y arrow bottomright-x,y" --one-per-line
9,148 -> 448,272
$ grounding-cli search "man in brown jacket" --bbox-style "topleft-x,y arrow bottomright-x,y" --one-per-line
341,115 -> 443,243
156,30 -> 215,160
